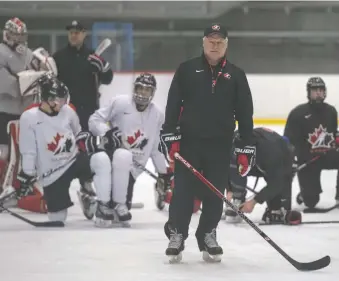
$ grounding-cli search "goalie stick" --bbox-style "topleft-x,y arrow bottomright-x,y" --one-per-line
174,152 -> 331,271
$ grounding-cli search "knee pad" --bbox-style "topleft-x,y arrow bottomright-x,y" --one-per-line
90,151 -> 112,174
112,148 -> 133,170
303,193 -> 320,209
48,209 -> 67,222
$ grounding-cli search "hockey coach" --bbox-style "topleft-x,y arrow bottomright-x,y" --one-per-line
53,21 -> 113,131
162,23 -> 254,259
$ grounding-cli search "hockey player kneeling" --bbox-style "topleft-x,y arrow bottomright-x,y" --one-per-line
89,73 -> 171,227
227,128 -> 302,225
18,73 -> 106,224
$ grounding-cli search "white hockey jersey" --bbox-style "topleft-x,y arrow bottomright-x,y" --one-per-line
89,95 -> 167,178
19,104 -> 80,186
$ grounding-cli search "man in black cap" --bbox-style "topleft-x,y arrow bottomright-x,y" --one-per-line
53,20 -> 113,131
161,23 -> 254,263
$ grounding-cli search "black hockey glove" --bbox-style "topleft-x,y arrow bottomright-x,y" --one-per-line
16,171 -> 36,198
234,145 -> 256,177
76,131 -> 104,153
88,54 -> 110,73
103,127 -> 122,151
155,168 -> 174,199
159,126 -> 181,164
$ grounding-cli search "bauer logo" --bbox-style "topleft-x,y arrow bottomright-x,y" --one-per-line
164,135 -> 181,141
235,148 -> 255,154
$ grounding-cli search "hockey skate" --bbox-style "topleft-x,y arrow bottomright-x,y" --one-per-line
77,181 -> 97,220
112,203 -> 132,227
166,229 -> 184,263
197,229 -> 223,263
94,201 -> 114,228
154,184 -> 172,210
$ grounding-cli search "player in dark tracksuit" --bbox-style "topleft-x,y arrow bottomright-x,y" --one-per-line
162,23 -> 254,262
284,77 -> 339,209
225,127 -> 302,225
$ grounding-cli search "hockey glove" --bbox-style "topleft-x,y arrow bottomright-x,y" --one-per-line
88,54 -> 110,73
159,126 -> 181,166
76,131 -> 103,153
103,127 -> 122,151
234,146 -> 256,177
156,169 -> 173,196
16,171 -> 36,198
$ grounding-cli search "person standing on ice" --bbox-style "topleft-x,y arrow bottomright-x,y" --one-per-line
88,73 -> 172,227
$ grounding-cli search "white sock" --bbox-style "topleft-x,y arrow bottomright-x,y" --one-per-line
112,148 -> 133,204
90,151 -> 112,202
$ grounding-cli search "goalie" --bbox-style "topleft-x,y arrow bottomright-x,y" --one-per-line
0,17 -> 59,212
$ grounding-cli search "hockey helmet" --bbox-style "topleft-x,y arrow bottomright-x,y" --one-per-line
306,77 -> 326,103
133,73 -> 157,108
38,73 -> 69,106
3,17 -> 28,54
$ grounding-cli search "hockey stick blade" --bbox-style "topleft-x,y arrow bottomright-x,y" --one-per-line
303,203 -> 339,213
174,152 -> 331,271
1,206 -> 64,227
95,38 -> 112,56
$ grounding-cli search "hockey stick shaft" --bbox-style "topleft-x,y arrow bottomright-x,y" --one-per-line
0,205 -> 64,227
133,160 -> 158,181
174,152 -> 330,271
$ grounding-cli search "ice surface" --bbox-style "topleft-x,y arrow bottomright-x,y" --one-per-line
0,125 -> 338,281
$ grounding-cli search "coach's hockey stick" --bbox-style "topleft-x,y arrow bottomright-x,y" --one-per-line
174,152 -> 330,271
259,220 -> 339,226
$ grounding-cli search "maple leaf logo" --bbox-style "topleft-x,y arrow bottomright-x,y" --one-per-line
127,130 -> 141,145
307,125 -> 334,149
47,133 -> 63,152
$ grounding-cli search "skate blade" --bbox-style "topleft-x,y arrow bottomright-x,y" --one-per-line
94,218 -> 113,228
111,220 -> 131,228
202,251 -> 222,263
168,252 -> 182,264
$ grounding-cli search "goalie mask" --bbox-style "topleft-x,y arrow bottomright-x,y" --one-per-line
38,73 -> 70,111
3,17 -> 28,54
133,73 -> 157,111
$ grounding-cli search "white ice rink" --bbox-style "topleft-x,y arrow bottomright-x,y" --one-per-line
1,125 -> 338,281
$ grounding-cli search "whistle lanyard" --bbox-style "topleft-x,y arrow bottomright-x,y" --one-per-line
210,58 -> 227,94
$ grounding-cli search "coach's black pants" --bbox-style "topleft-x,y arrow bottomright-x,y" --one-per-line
298,151 -> 339,208
168,137 -> 232,241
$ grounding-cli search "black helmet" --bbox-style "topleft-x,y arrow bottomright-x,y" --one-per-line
133,72 -> 157,107
38,73 -> 69,102
306,77 -> 326,103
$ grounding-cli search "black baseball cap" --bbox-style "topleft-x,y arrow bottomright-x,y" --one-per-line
204,24 -> 228,39
66,20 -> 86,31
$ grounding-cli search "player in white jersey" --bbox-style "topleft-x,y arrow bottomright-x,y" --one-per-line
18,73 -> 109,223
88,73 -> 173,227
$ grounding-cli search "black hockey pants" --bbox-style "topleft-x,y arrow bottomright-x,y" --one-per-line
167,136 -> 232,241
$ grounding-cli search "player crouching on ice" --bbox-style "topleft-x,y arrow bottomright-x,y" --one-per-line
88,73 -> 172,227
12,73 -> 108,224
225,127 -> 302,225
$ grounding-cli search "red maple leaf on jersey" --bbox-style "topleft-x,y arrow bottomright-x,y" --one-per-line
47,133 -> 63,152
307,125 -> 334,149
127,130 -> 141,145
